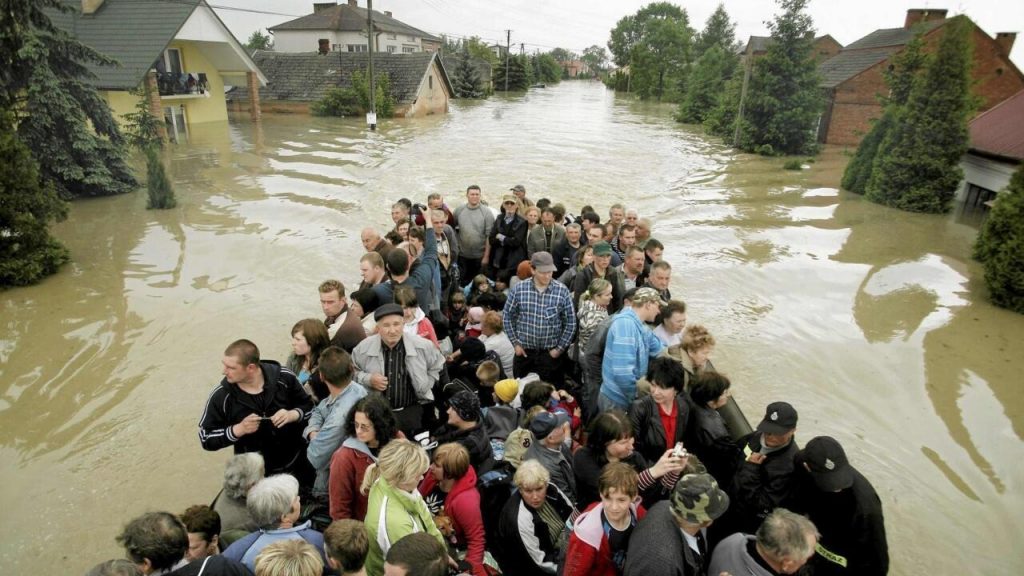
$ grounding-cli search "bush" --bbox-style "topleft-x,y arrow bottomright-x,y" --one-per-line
783,159 -> 802,170
0,110 -> 70,287
755,144 -> 775,156
312,87 -> 362,117
973,165 -> 1024,313
145,147 -> 176,210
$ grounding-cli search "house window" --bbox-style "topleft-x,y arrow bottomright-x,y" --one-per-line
332,44 -> 343,52
402,46 -> 415,54
387,46 -> 396,53
347,44 -> 367,52
429,76 -> 433,89
155,48 -> 183,76
964,183 -> 997,209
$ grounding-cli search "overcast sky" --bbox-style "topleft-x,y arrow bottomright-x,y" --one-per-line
212,0 -> 1023,67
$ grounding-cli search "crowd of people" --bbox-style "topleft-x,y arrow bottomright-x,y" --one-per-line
89,185 -> 889,576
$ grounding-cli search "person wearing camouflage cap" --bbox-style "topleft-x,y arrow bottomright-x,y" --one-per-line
624,473 -> 729,576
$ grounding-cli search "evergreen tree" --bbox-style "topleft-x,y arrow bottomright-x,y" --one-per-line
739,0 -> 822,155
3,1 -> 136,199
694,3 -> 738,56
973,165 -> 1024,313
452,49 -> 484,98
866,16 -> 974,212
677,45 -> 737,124
0,108 -> 70,287
495,54 -> 531,91
124,83 -> 177,210
144,147 -> 176,210
703,72 -> 743,137
841,34 -> 926,193
533,53 -> 562,84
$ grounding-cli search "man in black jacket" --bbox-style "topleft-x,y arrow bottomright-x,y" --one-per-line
730,401 -> 800,535
791,436 -> 889,576
199,339 -> 313,478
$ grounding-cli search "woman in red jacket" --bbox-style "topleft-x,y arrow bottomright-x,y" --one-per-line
328,395 -> 400,521
563,462 -> 646,576
418,443 -> 488,576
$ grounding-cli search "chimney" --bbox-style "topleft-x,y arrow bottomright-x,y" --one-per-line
995,32 -> 1017,56
905,8 -> 948,29
313,2 -> 336,13
81,0 -> 105,14
385,11 -> 392,17
347,0 -> 357,7
318,39 -> 330,55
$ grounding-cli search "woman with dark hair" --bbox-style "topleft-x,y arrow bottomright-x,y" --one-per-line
571,411 -> 686,509
688,371 -> 742,487
557,244 -> 593,291
628,356 -> 692,465
287,318 -> 331,401
328,395 -> 401,521
349,288 -> 380,336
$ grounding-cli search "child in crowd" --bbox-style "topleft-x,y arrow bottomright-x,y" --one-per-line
482,376 -> 519,461
395,286 -> 439,349
448,292 -> 467,334
563,463 -> 646,576
464,307 -> 484,339
323,519 -> 369,576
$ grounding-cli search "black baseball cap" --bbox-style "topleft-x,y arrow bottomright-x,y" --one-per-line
757,401 -> 798,435
802,436 -> 854,492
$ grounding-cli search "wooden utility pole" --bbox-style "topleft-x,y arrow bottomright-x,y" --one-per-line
367,0 -> 377,130
734,47 -> 753,147
504,29 -> 511,91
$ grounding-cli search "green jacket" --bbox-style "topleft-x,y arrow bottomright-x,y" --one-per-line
364,476 -> 445,576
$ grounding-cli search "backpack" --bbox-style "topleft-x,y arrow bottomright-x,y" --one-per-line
477,461 -> 515,543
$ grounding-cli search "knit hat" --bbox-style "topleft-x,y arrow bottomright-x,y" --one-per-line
801,436 -> 854,492
448,390 -> 481,422
494,379 -> 519,404
757,401 -> 798,435
592,241 -> 612,256
670,473 -> 730,524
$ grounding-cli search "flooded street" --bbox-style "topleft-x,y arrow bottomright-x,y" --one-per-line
2,81 -> 1022,574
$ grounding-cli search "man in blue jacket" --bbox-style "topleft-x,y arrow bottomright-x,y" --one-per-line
599,287 -> 666,411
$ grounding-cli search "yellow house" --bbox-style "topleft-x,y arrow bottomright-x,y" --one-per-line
53,0 -> 267,142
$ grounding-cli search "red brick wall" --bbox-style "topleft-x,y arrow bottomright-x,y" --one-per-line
824,22 -> 1024,145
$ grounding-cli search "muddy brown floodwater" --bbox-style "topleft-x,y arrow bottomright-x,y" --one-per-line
1,82 -> 1021,574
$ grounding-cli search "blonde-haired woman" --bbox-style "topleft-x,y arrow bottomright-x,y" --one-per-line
665,324 -> 717,391
362,439 -> 446,576
494,460 -> 577,576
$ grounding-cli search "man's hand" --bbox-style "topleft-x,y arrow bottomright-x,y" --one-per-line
270,408 -> 298,428
514,345 -> 527,357
232,414 -> 261,438
549,348 -> 562,359
370,373 -> 388,391
747,452 -> 766,465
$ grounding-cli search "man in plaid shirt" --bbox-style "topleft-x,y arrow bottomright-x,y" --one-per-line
502,251 -> 576,386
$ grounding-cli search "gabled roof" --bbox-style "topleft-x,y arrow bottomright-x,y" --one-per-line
969,89 -> 1024,161
741,34 -> 841,54
269,4 -> 440,42
818,47 -> 899,88
817,20 -> 947,89
49,0 -> 263,90
242,51 -> 451,104
844,21 -> 944,50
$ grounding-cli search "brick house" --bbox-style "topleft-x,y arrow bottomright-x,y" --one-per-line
740,34 -> 843,63
817,9 -> 1023,146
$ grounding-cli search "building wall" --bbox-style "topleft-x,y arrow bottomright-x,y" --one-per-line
404,62 -> 449,117
274,30 -> 424,53
824,23 -> 1024,145
172,41 -> 228,124
814,36 -> 843,62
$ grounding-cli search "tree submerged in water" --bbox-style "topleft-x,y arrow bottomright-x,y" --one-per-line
865,16 -> 974,213
973,165 -> 1024,314
312,70 -> 395,117
452,49 -> 484,98
123,83 -> 177,210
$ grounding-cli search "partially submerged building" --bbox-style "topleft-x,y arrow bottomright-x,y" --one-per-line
230,51 -> 452,117
52,0 -> 265,143
817,9 -> 1023,146
956,89 -> 1024,209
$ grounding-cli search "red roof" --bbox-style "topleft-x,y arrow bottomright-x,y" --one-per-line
969,89 -> 1024,161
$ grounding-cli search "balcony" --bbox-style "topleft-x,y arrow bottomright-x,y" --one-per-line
156,71 -> 211,99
